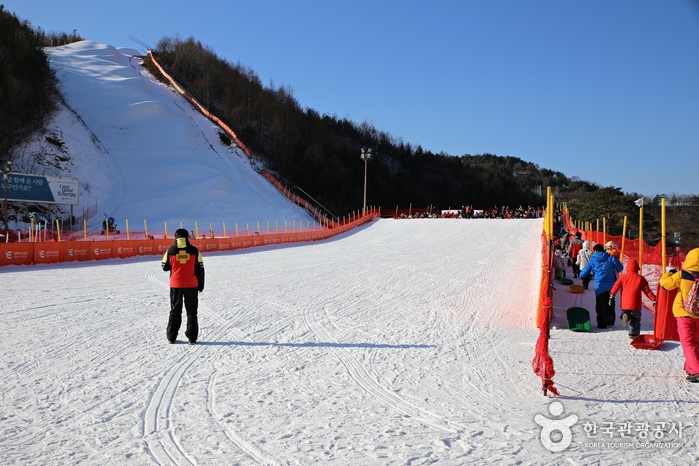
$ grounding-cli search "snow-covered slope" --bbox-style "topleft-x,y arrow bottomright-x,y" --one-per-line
12,41 -> 311,231
2,218 -> 698,464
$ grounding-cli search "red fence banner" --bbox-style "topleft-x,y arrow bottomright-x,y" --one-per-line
1,243 -> 34,266
0,211 -> 377,267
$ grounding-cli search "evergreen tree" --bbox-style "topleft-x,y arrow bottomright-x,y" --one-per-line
0,6 -> 59,156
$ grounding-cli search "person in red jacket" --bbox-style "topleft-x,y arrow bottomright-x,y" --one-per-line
609,258 -> 656,338
161,228 -> 205,344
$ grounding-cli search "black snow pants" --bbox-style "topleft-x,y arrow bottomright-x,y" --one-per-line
595,291 -> 615,328
167,287 -> 199,342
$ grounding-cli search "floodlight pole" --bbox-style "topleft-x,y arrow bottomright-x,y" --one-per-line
360,147 -> 372,215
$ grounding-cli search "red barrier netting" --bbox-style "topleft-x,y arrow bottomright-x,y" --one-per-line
534,207 -> 690,395
533,231 -> 559,396
565,230 -> 688,310
0,211 -> 378,267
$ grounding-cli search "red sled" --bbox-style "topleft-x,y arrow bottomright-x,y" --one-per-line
630,334 -> 662,350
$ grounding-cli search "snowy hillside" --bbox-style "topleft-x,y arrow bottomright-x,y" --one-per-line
2,218 -> 698,464
11,41 -> 312,231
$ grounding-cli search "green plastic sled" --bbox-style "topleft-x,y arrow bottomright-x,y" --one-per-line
560,278 -> 574,285
566,307 -> 590,332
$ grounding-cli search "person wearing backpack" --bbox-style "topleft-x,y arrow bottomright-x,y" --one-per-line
609,259 -> 656,339
660,248 -> 699,383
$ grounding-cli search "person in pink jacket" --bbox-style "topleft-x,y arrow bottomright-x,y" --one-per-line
609,259 -> 656,339
660,248 -> 699,383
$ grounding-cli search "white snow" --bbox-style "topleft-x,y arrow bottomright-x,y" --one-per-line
13,41 -> 312,233
1,42 -> 698,465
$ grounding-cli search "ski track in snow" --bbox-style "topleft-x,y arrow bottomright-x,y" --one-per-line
303,291 -> 466,435
143,270 -> 271,465
3,219 -> 699,465
138,219 -> 545,464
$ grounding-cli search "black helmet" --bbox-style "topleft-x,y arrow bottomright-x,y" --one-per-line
175,228 -> 189,239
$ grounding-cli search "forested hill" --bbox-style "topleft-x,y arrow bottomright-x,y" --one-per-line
0,6 -> 60,157
146,36 -> 585,216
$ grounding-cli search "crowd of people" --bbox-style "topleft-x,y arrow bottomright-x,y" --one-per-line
394,205 -> 545,219
552,221 -> 699,384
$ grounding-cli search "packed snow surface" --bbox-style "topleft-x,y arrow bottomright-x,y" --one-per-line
2,218 -> 698,465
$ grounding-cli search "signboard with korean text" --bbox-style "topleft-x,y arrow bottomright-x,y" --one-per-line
4,173 -> 79,205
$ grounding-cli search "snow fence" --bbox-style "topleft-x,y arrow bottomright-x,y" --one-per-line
0,210 -> 377,267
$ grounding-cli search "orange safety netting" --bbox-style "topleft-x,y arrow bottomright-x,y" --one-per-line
261,171 -> 348,227
380,207 -> 430,218
564,230 -> 687,311
147,51 -> 253,159
533,205 -> 690,396
148,51 -> 338,225
533,230 -> 559,396
0,210 -> 378,267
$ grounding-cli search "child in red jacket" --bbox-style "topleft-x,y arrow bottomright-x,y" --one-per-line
609,259 -> 656,338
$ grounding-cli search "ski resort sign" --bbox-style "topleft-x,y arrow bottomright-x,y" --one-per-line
5,173 -> 79,205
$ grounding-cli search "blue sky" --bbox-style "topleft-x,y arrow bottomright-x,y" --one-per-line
7,0 -> 699,197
